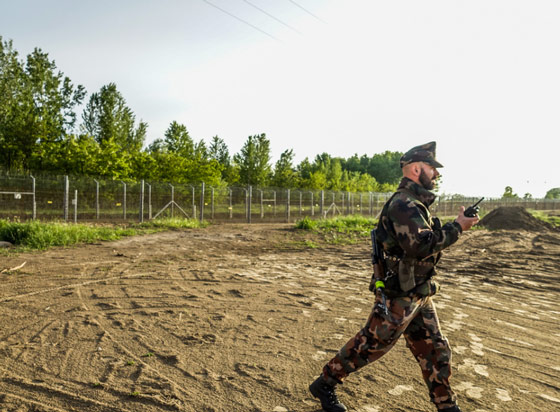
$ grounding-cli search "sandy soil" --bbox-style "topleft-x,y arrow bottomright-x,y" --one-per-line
0,223 -> 559,412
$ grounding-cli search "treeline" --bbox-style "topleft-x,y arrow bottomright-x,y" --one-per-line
0,37 -> 401,191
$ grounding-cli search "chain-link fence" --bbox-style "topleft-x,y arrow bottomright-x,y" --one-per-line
1,174 -> 559,223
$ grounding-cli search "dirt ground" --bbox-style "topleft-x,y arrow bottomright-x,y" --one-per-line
0,220 -> 559,412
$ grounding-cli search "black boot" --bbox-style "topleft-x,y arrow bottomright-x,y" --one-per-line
438,405 -> 462,412
309,376 -> 347,412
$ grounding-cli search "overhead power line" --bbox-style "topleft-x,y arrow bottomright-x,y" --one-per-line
288,0 -> 326,23
242,0 -> 302,35
201,0 -> 281,41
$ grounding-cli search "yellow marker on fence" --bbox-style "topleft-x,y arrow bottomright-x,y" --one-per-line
47,200 -> 52,204
116,203 -> 121,206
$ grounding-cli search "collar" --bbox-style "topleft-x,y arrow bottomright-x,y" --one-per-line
397,177 -> 436,207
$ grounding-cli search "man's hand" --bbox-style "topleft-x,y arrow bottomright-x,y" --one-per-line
455,206 -> 480,231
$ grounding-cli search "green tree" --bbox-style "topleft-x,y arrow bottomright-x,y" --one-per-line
342,154 -> 367,174
545,188 -> 560,199
0,37 -> 85,170
326,158 -> 343,190
146,122 -> 224,185
209,135 -> 230,165
209,135 -> 238,183
81,83 -> 146,152
233,133 -> 272,186
271,149 -> 298,188
367,151 -> 402,185
502,186 -> 519,199
30,134 -> 100,175
149,121 -> 194,156
306,170 -> 327,189
165,121 -> 194,155
296,157 -> 313,181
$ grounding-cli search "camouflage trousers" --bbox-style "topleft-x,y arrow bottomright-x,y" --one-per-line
322,294 -> 456,410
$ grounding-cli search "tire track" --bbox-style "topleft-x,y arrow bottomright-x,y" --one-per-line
73,280 -> 196,409
0,271 -> 150,303
0,368 -> 134,412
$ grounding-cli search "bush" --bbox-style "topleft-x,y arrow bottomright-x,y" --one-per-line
295,216 -> 317,230
295,215 -> 376,236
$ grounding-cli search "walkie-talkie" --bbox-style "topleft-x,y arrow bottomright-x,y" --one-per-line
464,197 -> 484,217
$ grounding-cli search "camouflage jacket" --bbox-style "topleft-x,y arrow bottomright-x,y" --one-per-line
376,177 -> 463,294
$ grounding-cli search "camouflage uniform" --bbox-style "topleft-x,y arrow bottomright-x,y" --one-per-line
322,176 -> 463,410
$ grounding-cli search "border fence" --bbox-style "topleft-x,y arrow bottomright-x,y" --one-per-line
1,174 -> 559,224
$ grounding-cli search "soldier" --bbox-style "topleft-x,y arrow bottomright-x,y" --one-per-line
309,142 -> 479,412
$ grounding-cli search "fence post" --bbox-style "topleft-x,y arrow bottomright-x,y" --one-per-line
189,185 -> 195,218
199,182 -> 205,222
122,181 -> 127,220
64,175 -> 69,221
139,180 -> 145,223
229,188 -> 233,219
248,186 -> 253,223
146,183 -> 152,219
320,190 -> 324,218
347,191 -> 351,215
73,190 -> 78,223
243,188 -> 248,220
359,193 -> 363,215
273,191 -> 277,216
211,187 -> 215,219
369,192 -> 373,216
169,184 -> 174,218
286,189 -> 291,222
94,179 -> 99,220
30,175 -> 36,220
259,189 -> 264,218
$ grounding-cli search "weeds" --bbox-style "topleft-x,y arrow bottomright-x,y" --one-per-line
304,240 -> 318,248
0,218 -> 207,251
528,210 -> 560,228
295,215 -> 376,245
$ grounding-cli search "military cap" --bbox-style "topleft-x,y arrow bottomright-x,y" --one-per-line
400,141 -> 444,168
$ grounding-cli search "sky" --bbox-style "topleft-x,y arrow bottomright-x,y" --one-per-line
1,0 -> 559,198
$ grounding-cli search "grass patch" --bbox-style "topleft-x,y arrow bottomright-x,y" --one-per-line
295,215 -> 376,245
0,218 -> 207,251
528,210 -> 560,228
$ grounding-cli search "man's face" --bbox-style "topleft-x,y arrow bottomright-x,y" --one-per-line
418,162 -> 440,190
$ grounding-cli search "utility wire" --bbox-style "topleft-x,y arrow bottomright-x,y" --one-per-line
201,0 -> 281,41
288,0 -> 326,23
242,0 -> 302,35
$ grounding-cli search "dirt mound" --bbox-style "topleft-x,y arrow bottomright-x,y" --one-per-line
479,206 -> 552,231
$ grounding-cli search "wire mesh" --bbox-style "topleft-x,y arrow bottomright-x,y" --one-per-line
1,174 -> 558,223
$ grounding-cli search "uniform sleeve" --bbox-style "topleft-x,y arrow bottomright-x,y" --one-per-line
387,198 -> 461,259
